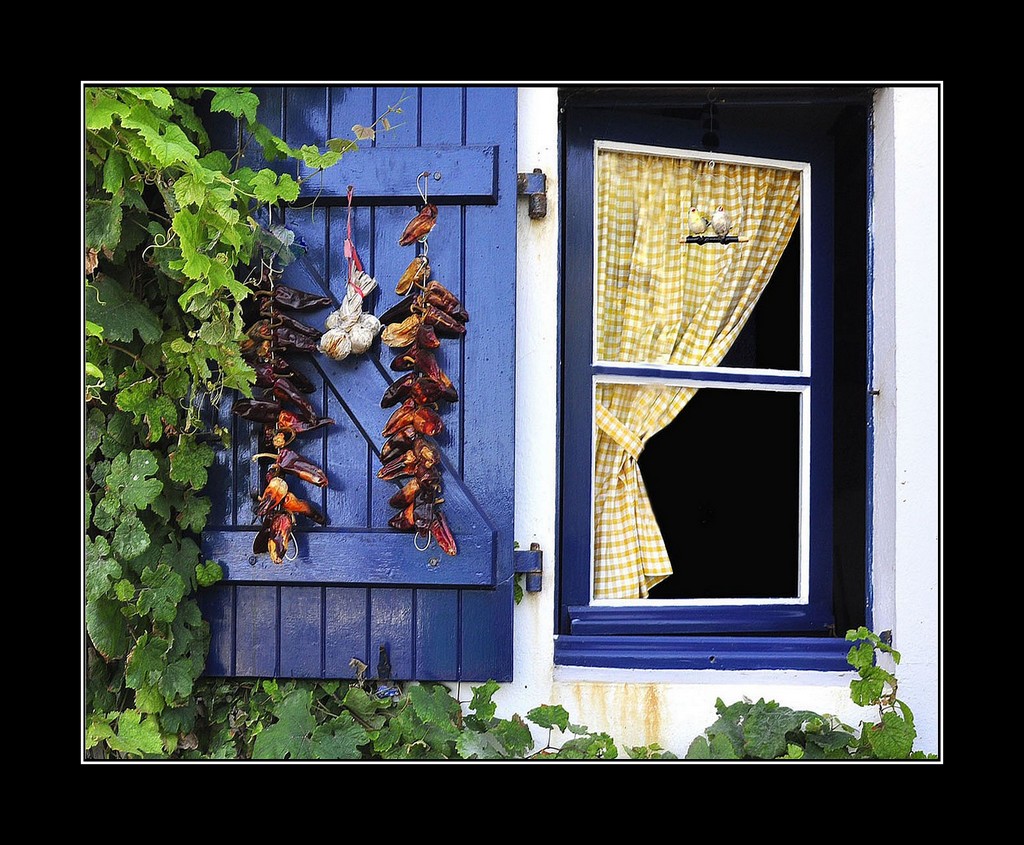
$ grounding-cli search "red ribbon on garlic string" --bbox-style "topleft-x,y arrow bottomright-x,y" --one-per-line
319,186 -> 382,361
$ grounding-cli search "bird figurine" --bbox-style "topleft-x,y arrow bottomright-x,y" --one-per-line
398,204 -> 438,246
711,205 -> 732,237
687,207 -> 710,235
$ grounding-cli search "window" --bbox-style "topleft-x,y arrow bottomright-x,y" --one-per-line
557,88 -> 871,670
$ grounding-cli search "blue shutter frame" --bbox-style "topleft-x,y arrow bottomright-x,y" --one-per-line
199,86 -> 517,682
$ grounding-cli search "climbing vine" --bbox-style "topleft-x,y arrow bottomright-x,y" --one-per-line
84,85 -> 401,756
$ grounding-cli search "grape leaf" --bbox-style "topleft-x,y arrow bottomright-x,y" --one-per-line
491,714 -> 534,757
108,450 -> 163,511
103,150 -> 129,196
144,122 -> 200,167
297,144 -> 343,171
177,492 -> 211,533
408,684 -> 460,737
195,560 -> 222,588
87,275 -> 162,344
86,408 -> 105,459
107,709 -> 165,757
136,564 -> 186,623
527,704 -> 569,732
209,88 -> 259,124
158,658 -> 197,704
113,512 -> 150,560
742,699 -> 817,760
327,138 -> 358,154
86,536 -> 121,602
866,710 -> 916,759
125,87 -> 173,110
468,679 -> 499,722
253,689 -> 316,759
86,200 -> 122,252
169,435 -> 215,489
251,169 -> 300,204
456,729 -> 507,759
125,632 -> 170,690
86,597 -> 129,660
352,124 -> 375,141
85,91 -> 124,130
311,712 -> 369,760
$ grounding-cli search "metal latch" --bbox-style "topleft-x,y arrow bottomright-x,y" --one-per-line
513,542 -> 543,592
516,169 -> 547,219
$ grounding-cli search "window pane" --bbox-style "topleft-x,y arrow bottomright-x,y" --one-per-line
594,147 -> 802,370
638,387 -> 801,599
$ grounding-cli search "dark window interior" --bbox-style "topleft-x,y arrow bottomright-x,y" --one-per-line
641,387 -> 800,599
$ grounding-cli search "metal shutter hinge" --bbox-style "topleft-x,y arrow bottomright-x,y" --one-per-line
514,542 -> 543,592
517,169 -> 547,219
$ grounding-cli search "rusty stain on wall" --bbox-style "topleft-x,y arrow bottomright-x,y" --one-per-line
555,682 -> 665,749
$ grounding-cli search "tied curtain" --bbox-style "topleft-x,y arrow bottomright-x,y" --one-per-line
593,150 -> 801,599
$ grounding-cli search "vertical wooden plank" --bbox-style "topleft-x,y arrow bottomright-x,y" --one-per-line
459,87 -> 516,681
327,87 -> 375,148
414,589 -> 458,680
234,586 -> 278,676
369,589 -> 414,680
207,394 -> 234,527
284,87 -> 329,151
279,586 -> 323,677
324,382 -> 371,528
325,587 -> 369,676
198,585 -> 234,675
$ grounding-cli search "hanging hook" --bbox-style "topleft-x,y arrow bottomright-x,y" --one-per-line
414,529 -> 432,552
417,171 -> 430,206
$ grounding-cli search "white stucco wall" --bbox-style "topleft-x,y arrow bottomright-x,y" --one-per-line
493,86 -> 940,758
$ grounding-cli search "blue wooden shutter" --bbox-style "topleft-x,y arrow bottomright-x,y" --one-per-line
198,86 -> 516,681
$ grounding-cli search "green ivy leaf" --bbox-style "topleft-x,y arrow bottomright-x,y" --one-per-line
685,736 -> 711,759
86,597 -> 129,660
195,560 -> 222,588
87,275 -> 163,344
144,122 -> 200,167
527,704 -> 570,732
107,709 -> 165,757
169,434 -> 215,489
136,564 -> 186,623
208,88 -> 259,124
253,689 -> 316,760
86,536 -> 121,603
125,632 -> 171,690
113,513 -> 150,560
342,686 -> 389,728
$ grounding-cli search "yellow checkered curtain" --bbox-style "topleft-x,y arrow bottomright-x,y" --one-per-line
593,150 -> 801,598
